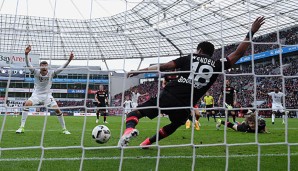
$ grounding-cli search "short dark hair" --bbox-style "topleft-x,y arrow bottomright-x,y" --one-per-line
197,41 -> 215,57
40,61 -> 48,66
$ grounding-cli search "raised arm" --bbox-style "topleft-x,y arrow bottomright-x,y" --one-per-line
140,92 -> 149,97
54,52 -> 74,76
128,61 -> 176,78
25,45 -> 35,73
227,17 -> 265,65
259,91 -> 269,96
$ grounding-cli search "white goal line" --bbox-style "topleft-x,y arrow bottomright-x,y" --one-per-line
0,152 -> 297,162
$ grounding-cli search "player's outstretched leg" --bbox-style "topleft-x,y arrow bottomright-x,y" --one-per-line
55,108 -> 71,134
212,111 -> 216,122
272,111 -> 276,124
282,112 -> 286,124
103,112 -> 108,123
96,110 -> 100,123
140,122 -> 182,148
16,100 -> 32,134
195,114 -> 200,130
216,119 -> 235,130
216,119 -> 222,130
16,109 -> 29,133
118,111 -> 142,147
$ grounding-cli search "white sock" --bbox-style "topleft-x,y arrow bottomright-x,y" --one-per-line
272,114 -> 275,123
282,115 -> 285,123
20,111 -> 28,127
57,114 -> 66,129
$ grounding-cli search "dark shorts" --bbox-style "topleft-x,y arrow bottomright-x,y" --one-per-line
96,103 -> 106,112
236,123 -> 249,132
206,105 -> 214,113
137,90 -> 190,125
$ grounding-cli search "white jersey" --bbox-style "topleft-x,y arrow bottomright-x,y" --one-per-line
32,69 -> 55,96
124,100 -> 133,109
131,92 -> 140,104
268,92 -> 285,106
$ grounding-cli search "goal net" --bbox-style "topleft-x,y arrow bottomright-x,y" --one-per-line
0,0 -> 297,171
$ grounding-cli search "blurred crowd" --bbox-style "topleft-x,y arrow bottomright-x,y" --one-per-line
111,25 -> 298,116
3,25 -> 298,117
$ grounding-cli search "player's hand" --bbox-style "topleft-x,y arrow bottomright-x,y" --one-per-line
69,52 -> 74,61
127,71 -> 140,78
25,45 -> 31,55
251,16 -> 265,33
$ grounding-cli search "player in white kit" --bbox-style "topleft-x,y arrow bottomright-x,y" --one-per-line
266,86 -> 286,124
123,95 -> 133,115
131,88 -> 148,108
16,45 -> 73,134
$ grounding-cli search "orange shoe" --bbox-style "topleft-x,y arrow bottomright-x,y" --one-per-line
195,121 -> 200,131
185,120 -> 191,129
140,138 -> 152,149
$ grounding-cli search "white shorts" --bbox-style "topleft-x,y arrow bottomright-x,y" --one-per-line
272,104 -> 285,113
28,94 -> 58,107
132,102 -> 138,108
125,108 -> 132,114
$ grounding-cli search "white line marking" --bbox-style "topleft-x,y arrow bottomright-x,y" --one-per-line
0,152 -> 297,162
4,127 -> 298,132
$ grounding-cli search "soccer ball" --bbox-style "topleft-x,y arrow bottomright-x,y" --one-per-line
92,125 -> 111,144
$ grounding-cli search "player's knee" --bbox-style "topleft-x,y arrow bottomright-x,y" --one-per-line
56,111 -> 62,116
127,110 -> 142,118
25,100 -> 33,106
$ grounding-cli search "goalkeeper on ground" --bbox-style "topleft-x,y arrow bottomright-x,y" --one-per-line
216,111 -> 269,133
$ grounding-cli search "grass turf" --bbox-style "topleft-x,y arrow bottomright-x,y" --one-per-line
0,115 -> 297,171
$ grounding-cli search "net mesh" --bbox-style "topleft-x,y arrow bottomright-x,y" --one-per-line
0,0 -> 297,171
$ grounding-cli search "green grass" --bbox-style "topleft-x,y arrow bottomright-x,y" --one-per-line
0,115 -> 298,171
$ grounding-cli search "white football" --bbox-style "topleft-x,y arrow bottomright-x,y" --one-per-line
92,125 -> 111,144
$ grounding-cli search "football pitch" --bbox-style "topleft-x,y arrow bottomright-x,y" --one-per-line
0,115 -> 297,171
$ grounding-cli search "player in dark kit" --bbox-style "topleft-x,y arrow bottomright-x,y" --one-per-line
216,112 -> 268,133
218,80 -> 237,122
118,17 -> 265,147
95,85 -> 109,123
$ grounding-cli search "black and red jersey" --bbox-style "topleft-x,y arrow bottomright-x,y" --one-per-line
96,90 -> 108,105
221,86 -> 236,105
164,54 -> 231,105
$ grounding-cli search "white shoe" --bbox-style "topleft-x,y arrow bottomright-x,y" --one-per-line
96,119 -> 99,123
16,127 -> 24,133
62,129 -> 71,134
118,128 -> 139,147
104,121 -> 108,123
